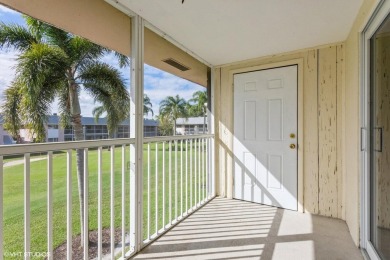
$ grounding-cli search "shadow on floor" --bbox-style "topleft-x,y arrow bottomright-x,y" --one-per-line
132,197 -> 363,260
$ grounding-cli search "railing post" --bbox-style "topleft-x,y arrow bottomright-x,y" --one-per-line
194,139 -> 197,207
47,152 -> 53,259
190,139 -> 193,209
180,140 -> 183,217
209,68 -> 216,198
198,138 -> 201,205
97,147 -> 103,259
0,156 -> 3,260
162,142 -> 166,227
169,141 -> 172,224
147,144 -> 151,239
121,145 -> 126,258
175,140 -> 178,220
24,153 -> 30,260
155,142 -> 158,234
66,150 -> 72,259
185,140 -> 188,213
110,145 -> 115,259
130,14 -> 144,253
83,149 -> 89,259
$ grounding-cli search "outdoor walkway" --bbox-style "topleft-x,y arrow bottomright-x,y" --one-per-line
132,197 -> 363,260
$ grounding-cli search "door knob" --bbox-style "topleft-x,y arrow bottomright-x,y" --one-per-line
290,144 -> 296,149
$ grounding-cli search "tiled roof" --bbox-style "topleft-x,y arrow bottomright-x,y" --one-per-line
176,117 -> 207,125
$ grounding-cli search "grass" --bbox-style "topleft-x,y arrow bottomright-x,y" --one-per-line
2,141 -> 208,259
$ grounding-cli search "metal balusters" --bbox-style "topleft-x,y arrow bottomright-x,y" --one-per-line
121,145 -> 126,258
0,156 -> 3,260
185,140 -> 188,214
98,147 -> 103,259
0,135 -> 214,258
147,143 -> 151,239
24,153 -> 30,260
66,150 -> 72,259
206,139 -> 209,200
202,139 -> 205,202
198,139 -> 201,205
175,140 -> 178,221
110,146 -> 115,259
194,139 -> 197,208
180,140 -> 183,217
155,142 -> 158,234
47,152 -> 53,260
169,141 -> 172,224
162,142 -> 165,228
83,149 -> 89,260
190,139 -> 193,210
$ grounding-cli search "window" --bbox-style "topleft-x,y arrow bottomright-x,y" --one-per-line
64,137 -> 73,142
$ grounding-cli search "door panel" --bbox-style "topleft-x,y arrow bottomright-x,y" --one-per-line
370,16 -> 390,260
233,66 -> 298,211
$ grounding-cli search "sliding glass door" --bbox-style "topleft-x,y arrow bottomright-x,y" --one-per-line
369,12 -> 390,260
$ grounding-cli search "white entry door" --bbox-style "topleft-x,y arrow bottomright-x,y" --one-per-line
233,65 -> 298,211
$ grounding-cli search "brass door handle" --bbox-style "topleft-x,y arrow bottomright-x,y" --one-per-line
290,144 -> 296,149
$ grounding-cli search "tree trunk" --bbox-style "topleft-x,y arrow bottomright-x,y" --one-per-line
69,84 -> 86,247
173,120 -> 176,136
203,115 -> 206,134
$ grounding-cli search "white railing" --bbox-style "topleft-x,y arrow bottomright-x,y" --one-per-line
0,134 -> 214,259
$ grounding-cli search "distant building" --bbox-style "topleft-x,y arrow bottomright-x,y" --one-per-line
0,116 -> 15,145
176,117 -> 207,135
0,114 -> 159,144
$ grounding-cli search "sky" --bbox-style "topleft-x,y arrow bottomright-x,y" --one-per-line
0,5 -> 205,118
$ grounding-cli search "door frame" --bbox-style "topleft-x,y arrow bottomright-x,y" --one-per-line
360,0 -> 390,258
229,58 -> 304,212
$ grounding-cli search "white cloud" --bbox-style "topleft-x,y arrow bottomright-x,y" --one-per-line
143,65 -> 205,118
0,5 -> 18,16
0,50 -> 18,106
0,50 -> 18,86
78,89 -> 99,117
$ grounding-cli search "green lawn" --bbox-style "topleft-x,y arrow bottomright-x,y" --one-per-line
2,141 -> 208,259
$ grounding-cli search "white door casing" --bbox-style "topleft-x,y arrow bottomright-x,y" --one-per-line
233,65 -> 298,211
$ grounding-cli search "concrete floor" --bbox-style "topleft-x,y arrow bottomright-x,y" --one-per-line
132,197 -> 363,260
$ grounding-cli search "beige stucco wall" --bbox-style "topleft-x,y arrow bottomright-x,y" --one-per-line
215,43 -> 345,219
344,0 -> 376,246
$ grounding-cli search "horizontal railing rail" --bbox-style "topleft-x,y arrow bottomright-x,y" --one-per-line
0,138 -> 136,155
0,134 -> 214,260
143,134 -> 213,143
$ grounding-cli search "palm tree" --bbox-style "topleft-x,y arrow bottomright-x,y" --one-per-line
159,95 -> 188,135
189,90 -> 208,133
189,90 -> 207,117
143,94 -> 154,117
156,113 -> 173,136
0,16 -> 129,246
92,94 -> 154,128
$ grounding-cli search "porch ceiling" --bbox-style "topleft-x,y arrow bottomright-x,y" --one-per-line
112,0 -> 363,66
